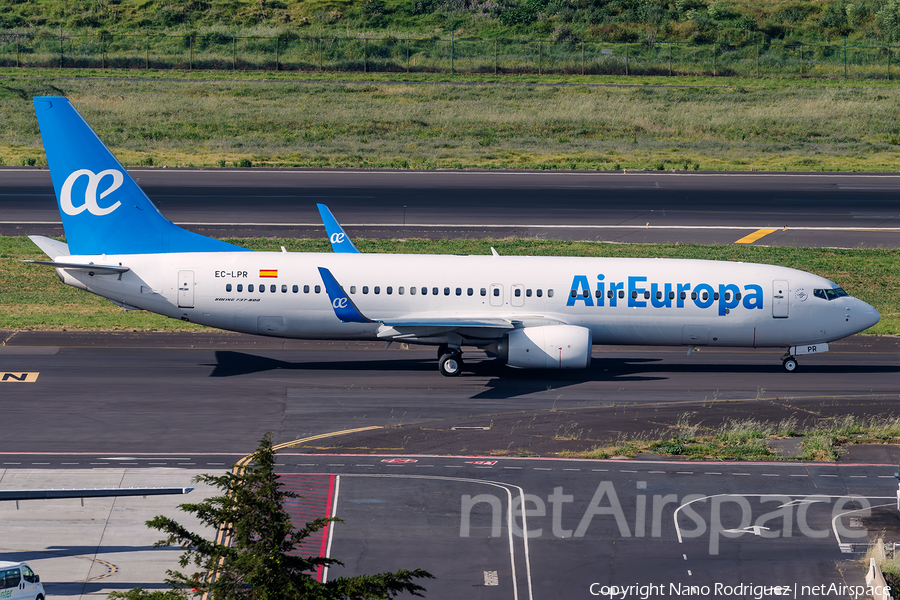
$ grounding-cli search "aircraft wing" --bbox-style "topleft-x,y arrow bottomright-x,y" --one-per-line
318,204 -> 360,253
318,267 -> 522,339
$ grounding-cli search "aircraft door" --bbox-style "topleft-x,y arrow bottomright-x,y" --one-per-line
511,284 -> 525,307
178,270 -> 195,308
772,279 -> 789,318
490,284 -> 504,307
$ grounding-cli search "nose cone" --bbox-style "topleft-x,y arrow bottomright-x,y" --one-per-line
856,299 -> 880,331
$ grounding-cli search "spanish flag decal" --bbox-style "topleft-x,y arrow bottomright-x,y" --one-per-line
259,269 -> 278,278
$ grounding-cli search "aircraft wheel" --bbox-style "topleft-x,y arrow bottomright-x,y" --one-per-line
439,352 -> 463,377
782,357 -> 798,372
437,344 -> 449,361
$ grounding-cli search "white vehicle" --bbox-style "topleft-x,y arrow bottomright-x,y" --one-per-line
0,562 -> 44,600
27,97 -> 880,376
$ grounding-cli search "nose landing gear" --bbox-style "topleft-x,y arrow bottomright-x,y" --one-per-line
781,353 -> 798,372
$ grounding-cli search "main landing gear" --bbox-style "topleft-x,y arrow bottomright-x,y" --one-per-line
437,344 -> 464,377
781,352 -> 798,373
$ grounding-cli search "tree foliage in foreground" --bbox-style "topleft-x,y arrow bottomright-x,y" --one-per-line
131,434 -> 433,599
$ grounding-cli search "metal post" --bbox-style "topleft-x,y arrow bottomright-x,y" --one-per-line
15,39 -> 19,68
625,42 -> 628,76
713,42 -> 716,76
756,43 -> 759,78
581,40 -> 584,75
275,37 -> 279,71
59,31 -> 63,68
406,38 -> 409,73
539,40 -> 542,75
888,46 -> 891,81
320,38 -> 324,70
450,31 -> 454,74
189,35 -> 193,70
668,42 -> 672,76
232,37 -> 235,70
843,37 -> 847,79
799,43 -> 802,77
146,34 -> 149,69
364,38 -> 367,73
494,39 -> 497,74
100,34 -> 104,69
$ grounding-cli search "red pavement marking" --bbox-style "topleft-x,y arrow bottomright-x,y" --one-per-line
280,474 -> 337,582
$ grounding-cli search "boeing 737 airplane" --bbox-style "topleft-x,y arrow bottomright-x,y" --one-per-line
26,97 -> 880,376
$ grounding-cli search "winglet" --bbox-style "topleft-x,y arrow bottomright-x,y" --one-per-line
317,267 -> 374,323
317,204 -> 360,253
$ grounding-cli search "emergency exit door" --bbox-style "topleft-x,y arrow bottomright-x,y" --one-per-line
178,270 -> 195,308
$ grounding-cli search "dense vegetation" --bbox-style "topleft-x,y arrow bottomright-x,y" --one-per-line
4,0 -> 900,44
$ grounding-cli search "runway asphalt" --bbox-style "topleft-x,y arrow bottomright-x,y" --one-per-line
2,168 -> 899,247
2,331 -> 899,598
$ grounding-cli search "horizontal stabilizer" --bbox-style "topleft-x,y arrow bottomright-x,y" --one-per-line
24,260 -> 130,274
28,235 -> 69,259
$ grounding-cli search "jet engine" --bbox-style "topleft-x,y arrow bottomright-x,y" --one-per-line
498,325 -> 592,369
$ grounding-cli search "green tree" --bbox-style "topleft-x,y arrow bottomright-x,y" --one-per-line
126,434 -> 433,600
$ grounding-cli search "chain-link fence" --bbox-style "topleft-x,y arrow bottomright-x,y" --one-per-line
0,33 -> 897,79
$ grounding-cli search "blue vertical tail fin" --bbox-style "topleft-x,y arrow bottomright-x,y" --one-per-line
33,97 -> 248,255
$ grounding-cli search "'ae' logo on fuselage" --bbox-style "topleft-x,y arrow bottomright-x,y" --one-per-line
61,169 -> 124,216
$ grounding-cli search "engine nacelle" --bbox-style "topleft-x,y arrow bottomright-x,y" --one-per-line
498,325 -> 592,369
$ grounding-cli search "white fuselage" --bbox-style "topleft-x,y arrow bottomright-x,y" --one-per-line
56,251 -> 879,349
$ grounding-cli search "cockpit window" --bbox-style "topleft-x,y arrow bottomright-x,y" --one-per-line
814,288 -> 849,301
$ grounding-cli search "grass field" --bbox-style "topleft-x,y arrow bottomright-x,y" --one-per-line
4,70 -> 900,171
2,236 -> 896,334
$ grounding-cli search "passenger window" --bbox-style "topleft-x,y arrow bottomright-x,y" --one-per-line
237,284 -> 243,292
22,566 -> 35,584
3,569 -> 20,588
411,287 -> 417,295
735,292 -> 742,300
363,286 -> 369,294
433,287 -> 439,295
657,291 -> 663,300
644,291 -> 650,299
607,290 -> 613,298
583,290 -> 589,298
713,292 -> 719,301
570,290 -> 577,298
691,292 -> 697,300
456,287 -> 462,296
493,288 -> 500,297
444,287 -> 450,295
631,291 -> 638,299
304,285 -> 309,293
548,289 -> 554,298
315,285 -> 321,293
481,288 -> 487,296
467,288 -> 474,296
724,292 -> 730,301
387,286 -> 393,295
702,292 -> 709,301
282,285 -> 287,293
669,291 -> 675,300
374,286 -> 380,294
248,284 -> 254,292
350,286 -> 357,294
422,287 -> 428,295
293,285 -> 298,293
399,286 -> 405,295
515,289 -> 522,297
526,289 -> 532,297
618,290 -> 624,299
259,285 -> 265,293
537,289 -> 543,297
680,292 -> 686,300
226,283 -> 232,292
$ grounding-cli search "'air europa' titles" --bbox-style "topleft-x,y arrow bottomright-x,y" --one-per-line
567,275 -> 765,316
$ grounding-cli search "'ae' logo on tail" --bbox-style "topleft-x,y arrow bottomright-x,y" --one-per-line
61,169 -> 124,216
